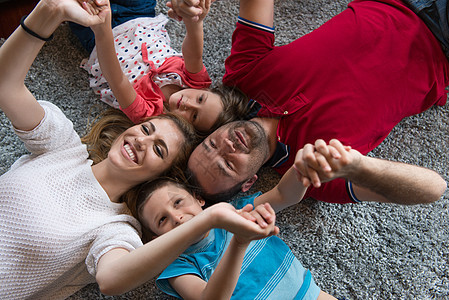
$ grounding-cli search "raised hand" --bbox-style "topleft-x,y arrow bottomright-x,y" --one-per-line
234,203 -> 279,244
55,0 -> 109,27
293,139 -> 357,188
167,0 -> 212,22
205,202 -> 278,243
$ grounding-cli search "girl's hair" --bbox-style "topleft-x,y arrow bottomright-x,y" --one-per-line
128,177 -> 197,243
81,107 -> 200,207
207,85 -> 250,136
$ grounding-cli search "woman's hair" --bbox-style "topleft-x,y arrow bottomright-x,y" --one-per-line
128,177 -> 197,242
81,107 -> 200,208
81,108 -> 134,164
82,108 -> 198,169
206,85 -> 250,136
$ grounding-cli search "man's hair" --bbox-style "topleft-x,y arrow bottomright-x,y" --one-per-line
185,167 -> 247,206
202,85 -> 251,136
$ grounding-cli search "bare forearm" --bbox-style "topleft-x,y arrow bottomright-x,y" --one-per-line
255,167 -> 307,212
93,28 -> 136,108
97,211 -> 213,295
0,2 -> 62,129
201,237 -> 248,300
350,156 -> 447,204
182,19 -> 204,73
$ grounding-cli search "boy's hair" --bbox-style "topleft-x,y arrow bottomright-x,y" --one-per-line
205,85 -> 250,136
185,167 -> 245,205
127,177 -> 197,243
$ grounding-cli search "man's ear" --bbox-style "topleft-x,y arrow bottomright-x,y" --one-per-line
241,175 -> 258,192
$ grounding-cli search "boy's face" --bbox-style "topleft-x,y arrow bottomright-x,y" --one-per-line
141,184 -> 205,236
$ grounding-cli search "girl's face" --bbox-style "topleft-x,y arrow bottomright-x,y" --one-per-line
168,89 -> 223,133
108,118 -> 184,183
141,183 -> 205,236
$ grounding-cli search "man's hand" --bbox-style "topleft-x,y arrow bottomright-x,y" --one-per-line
294,139 -> 359,188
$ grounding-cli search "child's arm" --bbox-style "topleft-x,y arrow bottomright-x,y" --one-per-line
89,1 -> 137,109
254,164 -> 309,213
167,203 -> 278,299
95,202 -> 277,295
168,237 -> 248,299
181,0 -> 210,74
253,142 -> 345,213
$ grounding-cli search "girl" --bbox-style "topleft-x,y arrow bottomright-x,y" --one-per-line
0,0 -> 269,298
84,0 -> 249,135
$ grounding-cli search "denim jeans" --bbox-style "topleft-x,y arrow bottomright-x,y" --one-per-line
402,0 -> 449,58
69,0 -> 156,53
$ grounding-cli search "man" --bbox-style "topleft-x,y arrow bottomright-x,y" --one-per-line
171,0 -> 448,204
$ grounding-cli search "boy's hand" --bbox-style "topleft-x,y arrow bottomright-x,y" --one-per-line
206,202 -> 278,244
234,203 -> 279,245
293,139 -> 360,188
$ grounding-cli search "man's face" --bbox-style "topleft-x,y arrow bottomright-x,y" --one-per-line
187,120 -> 269,196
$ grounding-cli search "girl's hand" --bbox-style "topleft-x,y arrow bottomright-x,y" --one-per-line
79,0 -> 111,33
50,0 -> 109,27
167,0 -> 212,22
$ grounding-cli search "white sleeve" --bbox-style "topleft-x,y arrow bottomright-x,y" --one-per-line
14,101 -> 81,156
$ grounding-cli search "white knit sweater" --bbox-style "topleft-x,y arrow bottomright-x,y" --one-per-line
0,101 -> 143,299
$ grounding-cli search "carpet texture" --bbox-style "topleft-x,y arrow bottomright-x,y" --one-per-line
1,0 -> 448,299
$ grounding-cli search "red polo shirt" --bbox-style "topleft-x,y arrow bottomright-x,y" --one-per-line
223,0 -> 449,203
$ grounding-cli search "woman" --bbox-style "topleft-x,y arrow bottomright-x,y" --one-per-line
0,0 -> 272,298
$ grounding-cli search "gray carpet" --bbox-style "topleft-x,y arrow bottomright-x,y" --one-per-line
1,0 -> 448,299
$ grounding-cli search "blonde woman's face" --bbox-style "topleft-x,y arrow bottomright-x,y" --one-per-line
108,118 -> 184,182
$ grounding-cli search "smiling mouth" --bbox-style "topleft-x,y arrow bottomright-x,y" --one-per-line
124,143 -> 137,163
